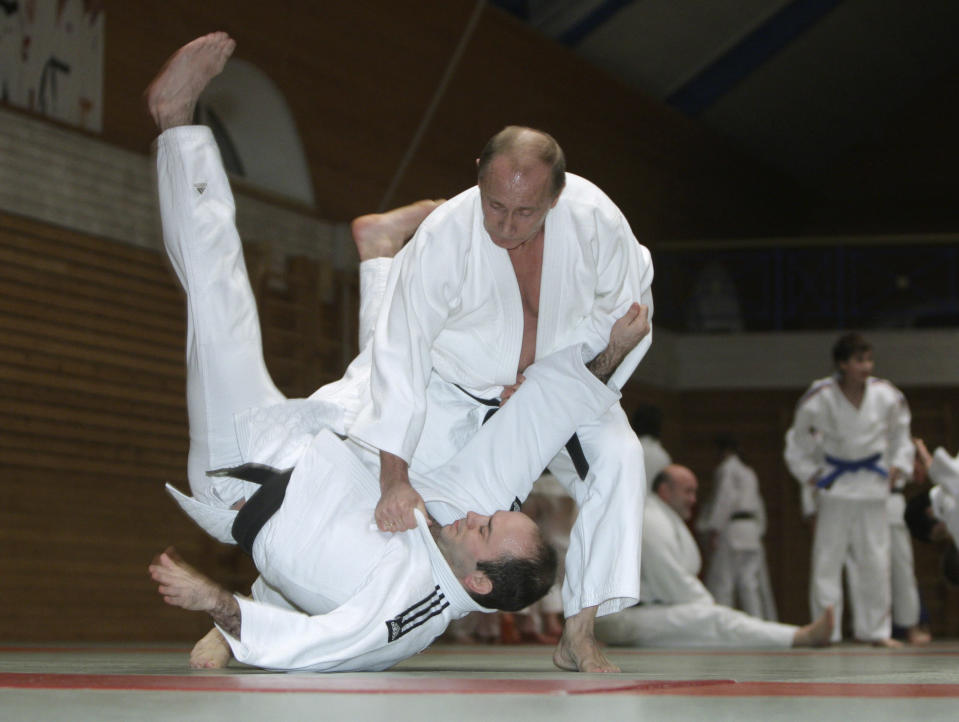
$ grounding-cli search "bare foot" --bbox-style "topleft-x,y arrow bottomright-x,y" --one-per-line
552,607 -> 620,673
189,626 -> 232,669
872,637 -> 904,649
146,32 -> 236,131
907,626 -> 932,645
793,605 -> 833,647
351,199 -> 444,260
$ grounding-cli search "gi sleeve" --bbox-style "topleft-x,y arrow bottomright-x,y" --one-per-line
700,469 -> 734,533
352,226 -> 464,462
574,206 -> 655,392
220,553 -> 442,672
784,389 -> 824,485
885,386 -> 914,481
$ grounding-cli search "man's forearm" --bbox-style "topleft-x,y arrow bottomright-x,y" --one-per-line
209,589 -> 242,639
379,450 -> 410,490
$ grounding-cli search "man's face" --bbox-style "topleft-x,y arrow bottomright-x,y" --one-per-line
478,156 -> 558,250
660,470 -> 698,521
436,510 -> 537,580
839,350 -> 874,384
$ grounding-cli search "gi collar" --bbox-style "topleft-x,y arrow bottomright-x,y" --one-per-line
413,509 -> 494,615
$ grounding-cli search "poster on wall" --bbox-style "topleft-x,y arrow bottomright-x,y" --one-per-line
0,0 -> 104,132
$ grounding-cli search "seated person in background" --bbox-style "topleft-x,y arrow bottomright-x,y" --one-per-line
594,465 -> 832,649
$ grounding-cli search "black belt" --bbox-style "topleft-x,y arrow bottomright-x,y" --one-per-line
456,384 -> 591,481
730,511 -> 756,521
208,463 -> 294,556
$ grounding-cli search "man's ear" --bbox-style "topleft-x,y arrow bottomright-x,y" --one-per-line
463,570 -> 492,596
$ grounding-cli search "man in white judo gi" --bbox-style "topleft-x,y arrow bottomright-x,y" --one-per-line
593,465 -> 832,648
700,435 -> 777,620
145,33 -> 649,672
351,122 -> 654,674
784,332 -> 913,645
912,439 -> 959,558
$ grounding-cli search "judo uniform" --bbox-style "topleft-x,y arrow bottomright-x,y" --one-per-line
701,454 -> 777,620
639,434 -> 671,492
349,172 -> 655,618
156,125 -> 621,671
784,375 -> 914,641
593,495 -> 796,648
927,448 -> 959,548
886,491 -> 922,629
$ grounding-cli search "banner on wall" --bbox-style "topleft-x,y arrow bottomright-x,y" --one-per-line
1,0 -> 104,132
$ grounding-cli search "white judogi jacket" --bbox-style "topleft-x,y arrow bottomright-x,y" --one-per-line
639,435 -> 671,492
700,454 -> 765,550
640,495 -> 712,605
349,174 -> 654,466
929,447 -> 959,544
169,346 -> 620,671
784,375 -> 914,500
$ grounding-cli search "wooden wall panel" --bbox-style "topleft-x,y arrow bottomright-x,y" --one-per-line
86,0 -> 802,239
0,212 -> 357,641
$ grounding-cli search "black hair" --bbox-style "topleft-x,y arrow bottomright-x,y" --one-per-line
832,332 -> 871,366
469,535 -> 558,612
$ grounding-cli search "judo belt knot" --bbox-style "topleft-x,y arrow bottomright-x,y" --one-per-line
817,453 -> 886,489
210,463 -> 295,555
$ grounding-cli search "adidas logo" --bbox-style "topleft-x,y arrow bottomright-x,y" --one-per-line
194,182 -> 207,195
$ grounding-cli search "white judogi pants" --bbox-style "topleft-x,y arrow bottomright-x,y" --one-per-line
707,545 -> 765,619
594,603 -> 796,649
157,126 -> 285,505
812,496 -> 891,642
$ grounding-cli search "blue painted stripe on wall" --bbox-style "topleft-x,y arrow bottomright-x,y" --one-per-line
559,0 -> 637,46
667,0 -> 843,116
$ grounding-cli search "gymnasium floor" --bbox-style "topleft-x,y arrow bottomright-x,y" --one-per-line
2,641 -> 958,721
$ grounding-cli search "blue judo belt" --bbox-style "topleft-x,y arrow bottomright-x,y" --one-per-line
816,453 -> 887,490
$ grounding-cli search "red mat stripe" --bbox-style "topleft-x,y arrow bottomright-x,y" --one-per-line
2,674 -> 958,697
0,674 -> 725,695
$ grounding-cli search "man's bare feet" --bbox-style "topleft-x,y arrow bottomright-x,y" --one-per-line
190,626 -> 233,669
793,605 -> 834,647
552,606 -> 620,673
872,637 -> 904,648
351,199 -> 445,260
907,626 -> 932,645
146,32 -> 236,131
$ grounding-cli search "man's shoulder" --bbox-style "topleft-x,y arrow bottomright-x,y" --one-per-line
867,376 -> 906,399
559,173 -> 619,213
797,376 -> 837,408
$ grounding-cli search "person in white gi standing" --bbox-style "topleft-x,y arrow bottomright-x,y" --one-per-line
350,125 -> 655,672
700,435 -> 777,621
784,332 -> 914,645
594,465 -> 831,648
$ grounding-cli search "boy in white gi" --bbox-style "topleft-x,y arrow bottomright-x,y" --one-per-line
700,435 -> 777,621
594,465 -> 831,648
353,124 -> 654,675
145,33 -> 649,672
784,332 -> 913,644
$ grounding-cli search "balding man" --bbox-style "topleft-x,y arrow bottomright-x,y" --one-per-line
595,465 -> 832,649
350,125 -> 655,671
